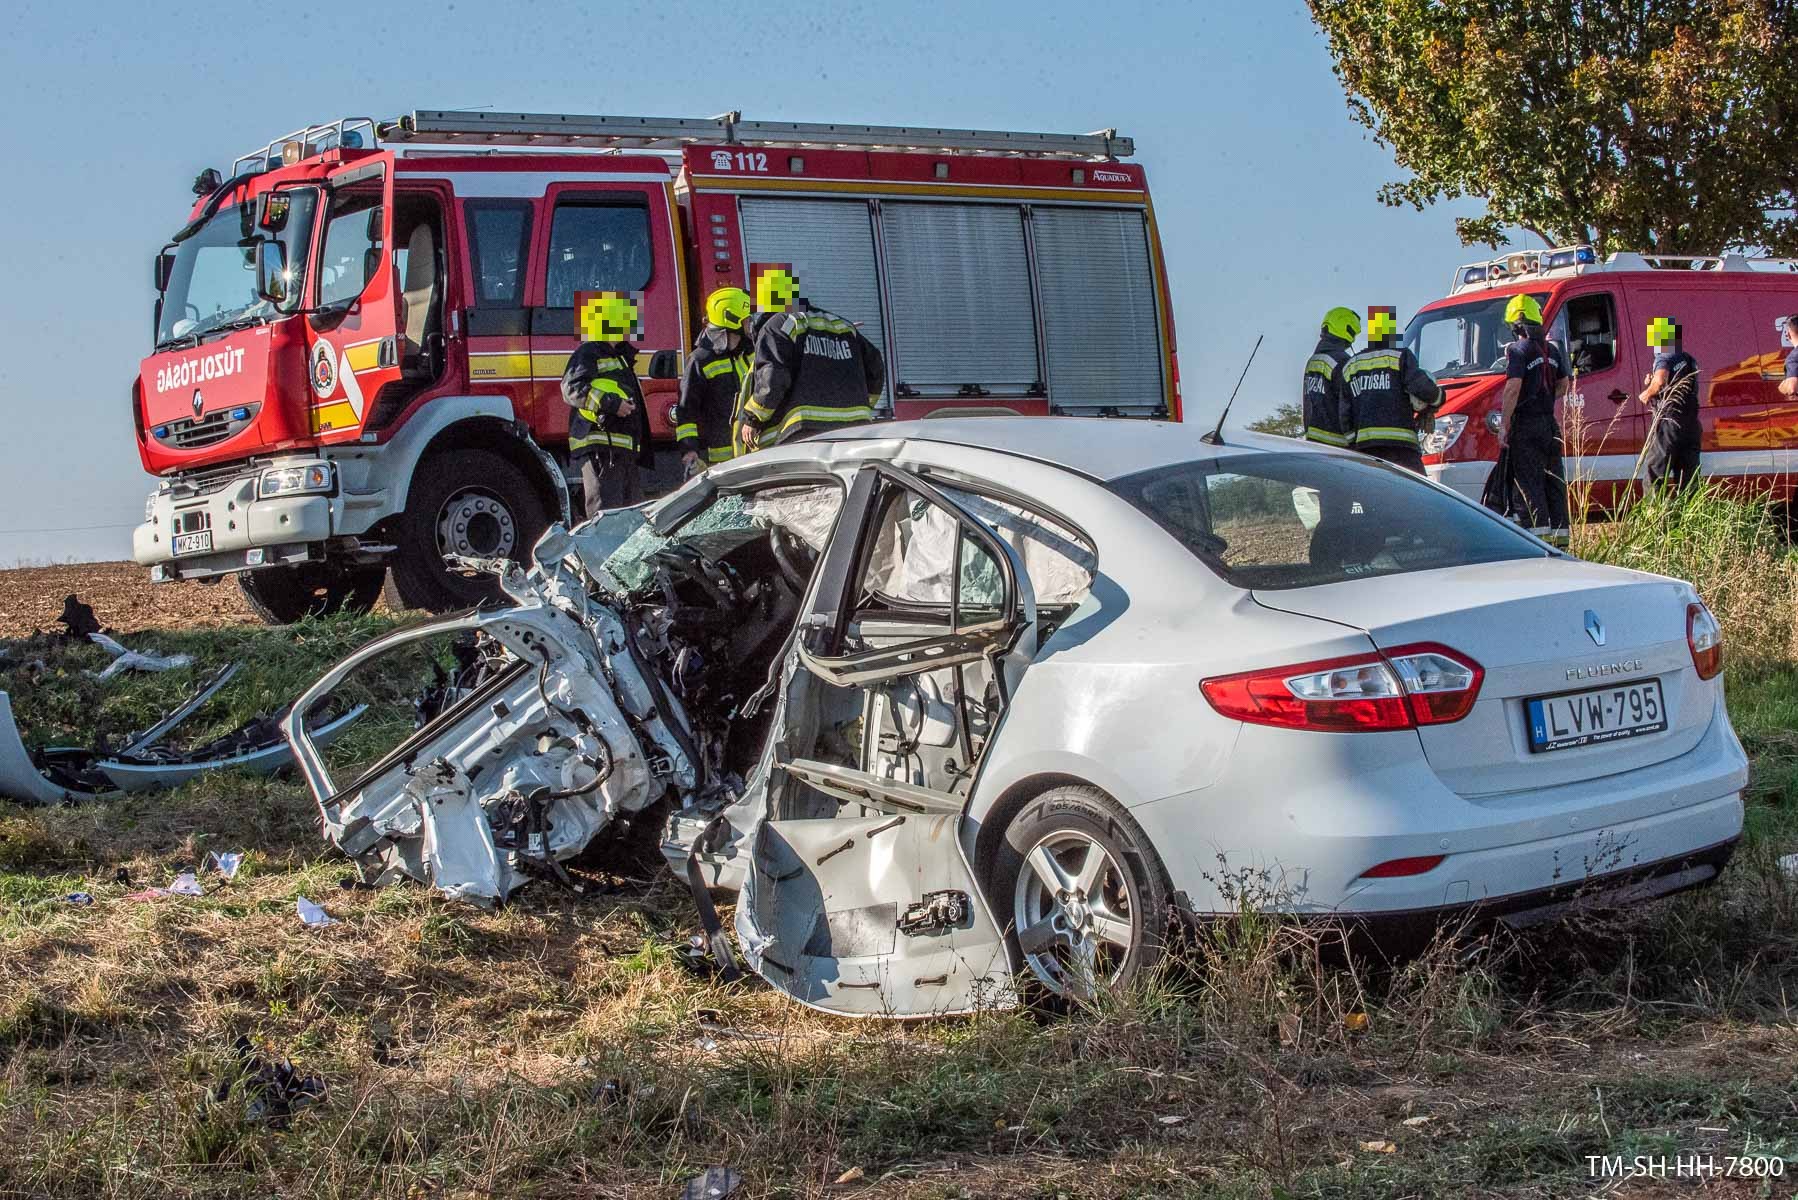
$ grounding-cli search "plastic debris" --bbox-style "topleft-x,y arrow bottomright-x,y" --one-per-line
1779,853 -> 1797,880
166,872 -> 203,896
87,633 -> 194,681
1157,1114 -> 1186,1126
834,1167 -> 865,1185
296,897 -> 336,927
207,1036 -> 326,1128
209,851 -> 244,879
1359,1139 -> 1397,1154
64,892 -> 94,906
681,1167 -> 742,1200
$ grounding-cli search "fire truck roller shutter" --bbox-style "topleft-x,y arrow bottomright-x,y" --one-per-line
881,202 -> 1039,398
1031,207 -> 1164,417
737,197 -> 886,363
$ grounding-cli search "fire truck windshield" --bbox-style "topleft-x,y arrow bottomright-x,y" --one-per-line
1402,292 -> 1548,381
156,189 -> 319,349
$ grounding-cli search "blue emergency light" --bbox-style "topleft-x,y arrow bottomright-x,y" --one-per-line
231,407 -> 251,421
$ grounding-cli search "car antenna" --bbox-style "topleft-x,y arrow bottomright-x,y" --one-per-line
1202,334 -> 1263,446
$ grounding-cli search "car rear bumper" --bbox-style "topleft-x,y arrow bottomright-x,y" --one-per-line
133,457 -> 337,580
1426,458 -> 1492,502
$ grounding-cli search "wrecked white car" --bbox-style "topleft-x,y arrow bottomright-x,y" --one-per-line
286,418 -> 1747,1015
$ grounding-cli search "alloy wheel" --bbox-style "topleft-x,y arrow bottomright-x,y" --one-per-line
1012,830 -> 1136,998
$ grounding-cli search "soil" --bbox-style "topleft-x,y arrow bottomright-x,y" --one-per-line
0,561 -> 256,639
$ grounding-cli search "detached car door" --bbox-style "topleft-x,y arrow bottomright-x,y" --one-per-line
739,465 -> 1038,1017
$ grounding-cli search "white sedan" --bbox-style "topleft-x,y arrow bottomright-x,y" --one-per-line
286,418 -> 1746,1016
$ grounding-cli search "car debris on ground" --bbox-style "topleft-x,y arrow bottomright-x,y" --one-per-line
86,631 -> 193,679
204,1036 -> 326,1128
295,897 -> 335,928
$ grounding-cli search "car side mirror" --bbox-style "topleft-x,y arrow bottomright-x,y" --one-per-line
365,205 -> 384,243
648,349 -> 680,379
254,241 -> 293,308
154,251 -> 176,293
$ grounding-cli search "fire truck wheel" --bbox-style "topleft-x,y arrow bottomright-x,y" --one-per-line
236,563 -> 385,625
383,449 -> 548,613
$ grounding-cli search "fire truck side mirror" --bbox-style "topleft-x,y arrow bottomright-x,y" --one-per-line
647,350 -> 680,380
254,241 -> 293,309
154,252 -> 175,293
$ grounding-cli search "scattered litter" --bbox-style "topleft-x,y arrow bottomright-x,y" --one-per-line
57,594 -> 100,641
1157,1114 -> 1186,1126
1401,1115 -> 1432,1128
87,632 -> 194,680
1359,1139 -> 1397,1154
125,888 -> 167,902
1344,1011 -> 1370,1032
207,1036 -> 326,1128
209,851 -> 244,879
63,892 -> 94,906
166,872 -> 203,897
296,897 -> 336,928
113,866 -> 132,886
680,1167 -> 742,1200
1779,853 -> 1797,880
588,1078 -> 628,1106
833,1166 -> 865,1184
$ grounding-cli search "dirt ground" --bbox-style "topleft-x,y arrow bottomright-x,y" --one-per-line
0,561 -> 255,639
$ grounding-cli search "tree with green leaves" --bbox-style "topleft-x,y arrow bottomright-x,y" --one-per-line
1307,0 -> 1798,254
1247,401 -> 1305,438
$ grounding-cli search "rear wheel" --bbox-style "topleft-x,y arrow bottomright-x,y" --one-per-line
382,448 -> 549,613
237,562 -> 384,625
993,784 -> 1173,1002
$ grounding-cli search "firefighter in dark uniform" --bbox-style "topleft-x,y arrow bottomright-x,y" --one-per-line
1301,306 -> 1359,447
1639,316 -> 1702,492
1494,294 -> 1571,541
674,287 -> 753,475
561,291 -> 653,515
1342,305 -> 1442,473
739,268 -> 885,450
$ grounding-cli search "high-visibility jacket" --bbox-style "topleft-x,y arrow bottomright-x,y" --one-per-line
1301,333 -> 1354,447
561,340 -> 652,466
1342,343 -> 1443,450
742,306 -> 884,446
674,324 -> 750,464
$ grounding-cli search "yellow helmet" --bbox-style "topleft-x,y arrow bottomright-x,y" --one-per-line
1321,306 -> 1360,342
705,286 -> 752,330
577,290 -> 640,342
753,265 -> 798,313
1504,294 -> 1543,326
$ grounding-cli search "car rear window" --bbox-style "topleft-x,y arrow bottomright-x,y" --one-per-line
1107,452 -> 1545,589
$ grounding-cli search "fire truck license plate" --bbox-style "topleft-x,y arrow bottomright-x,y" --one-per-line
172,530 -> 213,556
1526,679 -> 1666,753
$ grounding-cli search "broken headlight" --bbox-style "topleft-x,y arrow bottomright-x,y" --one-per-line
258,462 -> 335,500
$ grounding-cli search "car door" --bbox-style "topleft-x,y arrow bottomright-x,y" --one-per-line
305,155 -> 404,441
1548,287 -> 1641,508
739,465 -> 1037,1017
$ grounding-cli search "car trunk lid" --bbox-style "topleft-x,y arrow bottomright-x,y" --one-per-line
1254,559 -> 1706,797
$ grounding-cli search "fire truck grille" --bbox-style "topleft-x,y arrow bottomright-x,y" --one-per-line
152,404 -> 260,451
168,460 -> 256,499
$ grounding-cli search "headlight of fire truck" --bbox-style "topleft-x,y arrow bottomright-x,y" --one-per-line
1421,413 -> 1468,456
258,462 -> 336,500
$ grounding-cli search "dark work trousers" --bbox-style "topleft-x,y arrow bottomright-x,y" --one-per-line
579,453 -> 645,517
1642,408 -> 1701,493
1505,414 -> 1570,532
1355,442 -> 1426,474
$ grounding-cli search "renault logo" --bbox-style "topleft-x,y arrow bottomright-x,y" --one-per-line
192,388 -> 204,417
1584,609 -> 1606,647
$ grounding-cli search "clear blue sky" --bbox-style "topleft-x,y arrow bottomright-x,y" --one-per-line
0,0 -> 1490,567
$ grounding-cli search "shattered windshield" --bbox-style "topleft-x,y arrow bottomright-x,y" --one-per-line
1403,291 -> 1546,381
570,486 -> 843,594
156,188 -> 318,348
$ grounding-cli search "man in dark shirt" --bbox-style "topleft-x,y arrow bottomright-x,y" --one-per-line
1495,294 -> 1571,542
1779,314 -> 1798,399
1639,317 -> 1701,493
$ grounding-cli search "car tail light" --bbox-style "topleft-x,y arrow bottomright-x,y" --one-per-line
1202,645 -> 1483,733
1360,854 -> 1446,879
1687,601 -> 1723,679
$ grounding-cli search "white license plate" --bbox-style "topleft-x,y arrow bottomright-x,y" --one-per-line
172,530 -> 213,556
1527,679 -> 1667,753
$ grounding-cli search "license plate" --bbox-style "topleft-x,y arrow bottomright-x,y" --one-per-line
1526,679 -> 1667,753
172,530 -> 213,556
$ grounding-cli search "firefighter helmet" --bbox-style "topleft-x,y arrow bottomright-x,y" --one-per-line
753,265 -> 798,313
1321,306 -> 1360,342
1504,294 -> 1544,327
705,286 -> 752,330
577,291 -> 640,342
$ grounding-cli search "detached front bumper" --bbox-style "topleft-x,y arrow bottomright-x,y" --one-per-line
1426,458 -> 1492,503
133,457 -> 337,581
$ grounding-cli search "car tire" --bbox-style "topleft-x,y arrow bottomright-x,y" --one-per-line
382,449 -> 548,613
992,784 -> 1173,1003
236,562 -> 384,625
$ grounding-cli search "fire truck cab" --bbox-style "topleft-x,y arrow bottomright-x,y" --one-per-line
134,111 -> 1178,622
1415,245 -> 1798,510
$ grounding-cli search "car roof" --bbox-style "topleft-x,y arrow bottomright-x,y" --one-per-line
809,417 -> 1311,481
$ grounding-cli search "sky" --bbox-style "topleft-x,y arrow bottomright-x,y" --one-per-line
0,0 -> 1491,568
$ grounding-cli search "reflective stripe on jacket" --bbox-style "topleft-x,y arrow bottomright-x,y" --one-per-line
1342,345 -> 1442,449
675,324 -> 750,463
561,341 -> 652,464
744,307 -> 885,446
1301,334 -> 1353,446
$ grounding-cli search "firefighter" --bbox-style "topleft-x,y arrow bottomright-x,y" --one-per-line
1494,294 -> 1571,541
674,286 -> 754,475
561,291 -> 653,516
739,268 -> 885,450
1342,305 -> 1442,473
1301,306 -> 1358,447
1639,316 -> 1702,492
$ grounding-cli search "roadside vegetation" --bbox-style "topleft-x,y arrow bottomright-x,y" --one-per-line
1,492 -> 1794,1198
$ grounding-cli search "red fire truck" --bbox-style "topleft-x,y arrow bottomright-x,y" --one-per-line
133,110 -> 1180,621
